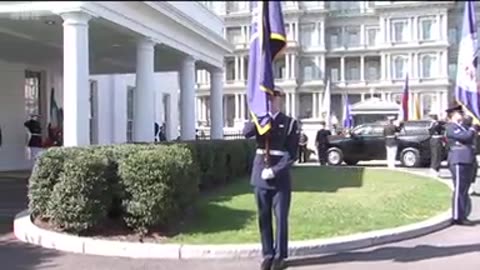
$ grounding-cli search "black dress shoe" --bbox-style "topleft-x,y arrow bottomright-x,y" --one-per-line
271,258 -> 287,270
260,258 -> 273,270
453,219 -> 475,226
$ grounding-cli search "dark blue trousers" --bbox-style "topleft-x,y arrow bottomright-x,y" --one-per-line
449,163 -> 473,221
254,187 -> 291,260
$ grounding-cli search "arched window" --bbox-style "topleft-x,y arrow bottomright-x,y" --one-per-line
394,56 -> 405,79
421,55 -> 434,78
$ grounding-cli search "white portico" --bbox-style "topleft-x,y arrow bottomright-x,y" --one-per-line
0,1 -> 231,171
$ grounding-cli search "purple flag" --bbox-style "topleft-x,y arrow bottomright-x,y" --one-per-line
455,0 -> 479,121
246,1 -> 286,135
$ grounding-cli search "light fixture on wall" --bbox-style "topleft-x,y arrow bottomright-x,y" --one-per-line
44,20 -> 56,25
112,44 -> 121,48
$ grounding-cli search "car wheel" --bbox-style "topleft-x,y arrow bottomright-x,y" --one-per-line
344,159 -> 359,166
401,149 -> 421,168
327,148 -> 343,166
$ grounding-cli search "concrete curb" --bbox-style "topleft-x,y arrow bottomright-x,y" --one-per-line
13,169 -> 453,259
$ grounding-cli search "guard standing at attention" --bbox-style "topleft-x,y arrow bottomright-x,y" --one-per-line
445,105 -> 475,226
428,114 -> 446,176
463,115 -> 479,194
315,121 -> 331,165
243,87 -> 299,270
383,116 -> 401,169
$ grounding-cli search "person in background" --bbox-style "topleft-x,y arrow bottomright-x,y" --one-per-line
315,121 -> 331,166
154,122 -> 160,142
24,114 -> 43,160
445,105 -> 476,226
159,123 -> 167,142
383,116 -> 401,169
298,129 -> 308,163
428,113 -> 446,177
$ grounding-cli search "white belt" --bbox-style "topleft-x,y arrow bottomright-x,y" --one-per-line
385,136 -> 395,138
432,135 -> 443,138
30,133 -> 42,136
256,149 -> 288,156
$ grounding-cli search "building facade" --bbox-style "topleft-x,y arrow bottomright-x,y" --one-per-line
0,1 -> 231,171
196,1 -> 477,140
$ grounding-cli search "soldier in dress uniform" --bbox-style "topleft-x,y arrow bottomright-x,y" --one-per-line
243,87 -> 299,270
315,121 -> 331,165
383,116 -> 401,169
463,115 -> 479,195
445,105 -> 475,226
428,114 -> 446,176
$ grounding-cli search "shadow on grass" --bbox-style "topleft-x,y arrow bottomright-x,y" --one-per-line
172,203 -> 256,237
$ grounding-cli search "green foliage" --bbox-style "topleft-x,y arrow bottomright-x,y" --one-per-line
28,139 -> 255,235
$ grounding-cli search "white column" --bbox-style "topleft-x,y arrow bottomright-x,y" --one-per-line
386,54 -> 390,80
210,68 -> 224,139
291,54 -> 296,79
319,21 -> 325,46
285,54 -> 290,79
361,93 -> 365,101
240,56 -> 245,81
234,94 -> 240,119
442,14 -> 448,42
360,56 -> 365,81
285,93 -> 291,115
61,12 -> 91,147
312,93 -> 318,118
413,16 -> 418,42
234,57 -> 239,81
318,92 -> 323,118
340,57 -> 345,82
133,38 -> 156,142
294,22 -> 299,41
291,93 -> 296,118
379,17 -> 385,44
180,56 -> 197,140
380,54 -> 386,80
240,94 -> 246,119
385,18 -> 390,43
413,53 -> 418,78
360,24 -> 365,46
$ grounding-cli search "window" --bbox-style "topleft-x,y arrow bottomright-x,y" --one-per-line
227,2 -> 249,13
302,1 -> 322,8
391,19 -> 408,42
327,27 -> 342,49
420,54 -> 436,78
300,23 -> 316,47
419,17 -> 435,41
226,27 -> 243,44
366,27 -> 379,46
225,59 -> 235,81
448,28 -> 458,45
126,86 -> 135,143
25,70 -> 41,118
366,60 -> 380,80
392,56 -> 407,79
330,68 -> 339,82
284,23 -> 293,41
299,93 -> 313,119
346,60 -> 360,81
274,59 -> 286,79
301,57 -> 318,80
448,63 -> 457,80
345,26 -> 360,47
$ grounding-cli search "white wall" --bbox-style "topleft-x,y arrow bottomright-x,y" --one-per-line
90,71 -> 180,144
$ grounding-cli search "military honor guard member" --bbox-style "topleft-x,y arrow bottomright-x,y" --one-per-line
383,116 -> 401,169
428,114 -> 446,176
315,121 -> 331,165
445,105 -> 475,225
243,87 -> 300,270
24,114 -> 43,160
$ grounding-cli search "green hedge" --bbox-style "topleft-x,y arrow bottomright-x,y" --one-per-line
28,139 -> 255,235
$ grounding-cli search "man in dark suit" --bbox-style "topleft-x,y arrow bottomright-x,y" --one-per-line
445,105 -> 476,226
243,87 -> 299,270
428,114 -> 446,176
298,129 -> 308,163
315,121 -> 331,165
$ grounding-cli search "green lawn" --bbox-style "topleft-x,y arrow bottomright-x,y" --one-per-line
169,167 -> 451,244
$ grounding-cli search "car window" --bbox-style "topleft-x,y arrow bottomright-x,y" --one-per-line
352,125 -> 372,135
353,125 -> 383,136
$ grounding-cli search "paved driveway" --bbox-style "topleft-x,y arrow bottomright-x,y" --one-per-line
1,168 -> 480,270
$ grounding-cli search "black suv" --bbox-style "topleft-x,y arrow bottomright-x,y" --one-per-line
326,120 -> 445,167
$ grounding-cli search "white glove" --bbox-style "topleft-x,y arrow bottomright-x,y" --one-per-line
261,168 -> 275,180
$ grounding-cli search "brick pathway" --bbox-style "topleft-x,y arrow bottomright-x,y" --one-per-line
1,168 -> 480,270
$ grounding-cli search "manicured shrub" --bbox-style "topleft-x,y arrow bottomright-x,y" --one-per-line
28,139 -> 255,235
118,145 -> 199,234
46,151 -> 110,233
